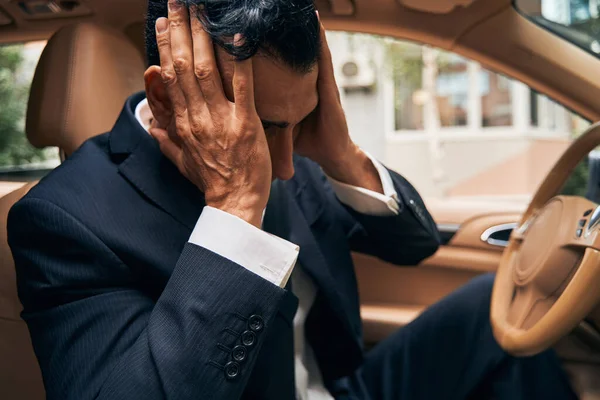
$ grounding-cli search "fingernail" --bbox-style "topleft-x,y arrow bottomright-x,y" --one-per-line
168,0 -> 182,12
156,17 -> 169,34
233,33 -> 244,47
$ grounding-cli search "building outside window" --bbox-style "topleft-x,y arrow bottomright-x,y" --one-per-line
327,32 -> 589,202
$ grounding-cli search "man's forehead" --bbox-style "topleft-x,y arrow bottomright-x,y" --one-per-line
216,48 -> 319,123
214,46 -> 318,80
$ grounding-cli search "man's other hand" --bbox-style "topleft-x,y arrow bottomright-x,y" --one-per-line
147,1 -> 271,228
295,16 -> 384,194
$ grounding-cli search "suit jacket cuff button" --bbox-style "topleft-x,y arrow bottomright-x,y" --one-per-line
225,361 -> 241,380
248,315 -> 264,332
241,330 -> 256,347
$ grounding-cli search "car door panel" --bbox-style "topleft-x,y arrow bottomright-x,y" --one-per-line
356,201 -> 525,344
357,199 -> 600,380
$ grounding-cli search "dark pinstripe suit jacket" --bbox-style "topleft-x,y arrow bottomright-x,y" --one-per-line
8,92 -> 439,400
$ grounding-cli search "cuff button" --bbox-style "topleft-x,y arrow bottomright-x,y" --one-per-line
224,361 -> 241,380
232,345 -> 247,362
241,330 -> 256,347
248,315 -> 264,332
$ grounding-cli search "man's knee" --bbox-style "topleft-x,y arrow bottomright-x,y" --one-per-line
431,273 -> 496,325
463,273 -> 495,300
408,273 -> 496,334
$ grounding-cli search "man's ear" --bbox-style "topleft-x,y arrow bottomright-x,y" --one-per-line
144,66 -> 172,129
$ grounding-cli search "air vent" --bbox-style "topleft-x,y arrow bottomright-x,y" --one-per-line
13,0 -> 92,20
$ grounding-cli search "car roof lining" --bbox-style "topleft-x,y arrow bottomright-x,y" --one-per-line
0,0 -> 597,121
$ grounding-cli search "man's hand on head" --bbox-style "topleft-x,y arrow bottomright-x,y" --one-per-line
295,17 -> 384,194
146,0 -> 271,228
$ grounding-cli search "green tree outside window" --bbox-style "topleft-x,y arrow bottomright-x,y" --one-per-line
0,45 -> 47,167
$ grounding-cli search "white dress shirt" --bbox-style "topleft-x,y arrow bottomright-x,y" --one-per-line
135,98 -> 399,399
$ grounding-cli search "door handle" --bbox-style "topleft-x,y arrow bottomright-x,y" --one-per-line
480,223 -> 518,247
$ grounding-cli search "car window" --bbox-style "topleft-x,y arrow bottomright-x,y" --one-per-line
0,41 -> 58,198
327,32 -> 590,207
515,0 -> 600,58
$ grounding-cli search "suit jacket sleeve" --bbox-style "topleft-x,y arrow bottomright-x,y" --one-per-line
325,166 -> 441,266
8,197 -> 286,400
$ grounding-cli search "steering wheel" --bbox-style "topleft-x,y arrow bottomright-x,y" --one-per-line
491,122 -> 600,356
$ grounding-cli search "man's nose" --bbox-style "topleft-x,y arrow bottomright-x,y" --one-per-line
271,130 -> 295,181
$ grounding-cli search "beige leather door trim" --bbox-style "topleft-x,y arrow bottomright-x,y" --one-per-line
355,252 -> 482,306
361,303 -> 424,343
420,246 -> 501,273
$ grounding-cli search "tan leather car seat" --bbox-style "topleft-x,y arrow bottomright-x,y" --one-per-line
0,23 -> 144,399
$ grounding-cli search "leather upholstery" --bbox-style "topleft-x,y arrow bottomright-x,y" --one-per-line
1,23 -> 145,400
26,23 -> 145,155
0,184 -> 36,321
0,183 -> 44,400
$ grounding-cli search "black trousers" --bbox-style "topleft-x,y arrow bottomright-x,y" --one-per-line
334,274 -> 578,400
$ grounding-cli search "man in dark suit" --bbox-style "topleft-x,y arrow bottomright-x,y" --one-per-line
8,0 -> 577,399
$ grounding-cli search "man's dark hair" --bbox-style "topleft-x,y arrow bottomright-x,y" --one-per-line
145,0 -> 321,73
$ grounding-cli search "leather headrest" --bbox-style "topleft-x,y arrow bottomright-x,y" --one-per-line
26,23 -> 145,155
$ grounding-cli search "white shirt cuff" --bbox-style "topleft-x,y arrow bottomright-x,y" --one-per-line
327,151 -> 400,216
189,206 -> 299,288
